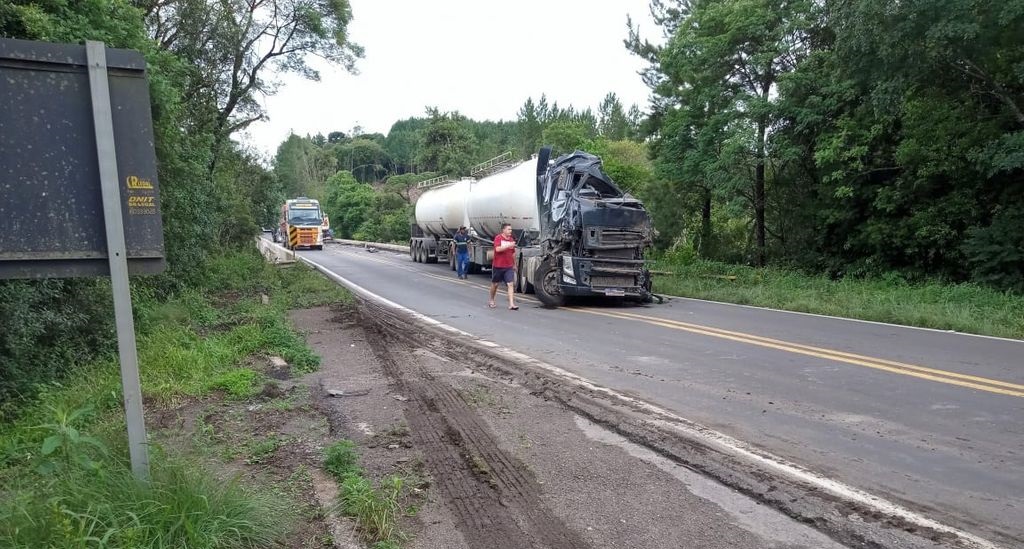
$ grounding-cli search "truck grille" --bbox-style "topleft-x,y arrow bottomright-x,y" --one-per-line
585,227 -> 649,249
590,275 -> 635,288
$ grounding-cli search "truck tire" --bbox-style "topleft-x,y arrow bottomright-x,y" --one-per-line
533,257 -> 564,308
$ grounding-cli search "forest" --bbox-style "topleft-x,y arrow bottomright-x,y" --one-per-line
2,0 -> 1023,411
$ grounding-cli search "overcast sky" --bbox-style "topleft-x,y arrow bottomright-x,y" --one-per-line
240,0 -> 660,157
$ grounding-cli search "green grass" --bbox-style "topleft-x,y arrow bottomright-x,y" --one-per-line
245,436 -> 283,465
207,368 -> 264,399
0,249 -> 351,549
0,454 -> 292,549
323,440 -> 409,547
651,258 -> 1024,340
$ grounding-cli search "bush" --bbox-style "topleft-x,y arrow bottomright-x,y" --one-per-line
0,456 -> 292,549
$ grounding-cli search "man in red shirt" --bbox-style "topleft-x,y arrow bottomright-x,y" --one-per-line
489,223 -> 518,310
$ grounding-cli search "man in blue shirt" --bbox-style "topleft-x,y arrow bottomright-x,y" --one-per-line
453,226 -> 470,279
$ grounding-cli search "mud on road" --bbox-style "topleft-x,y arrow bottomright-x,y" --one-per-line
299,298 -> 872,549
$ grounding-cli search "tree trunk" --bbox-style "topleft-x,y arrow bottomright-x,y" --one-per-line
754,119 -> 767,267
699,188 -> 712,257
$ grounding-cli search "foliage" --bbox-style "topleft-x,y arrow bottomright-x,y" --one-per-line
275,133 -> 338,200
206,368 -> 263,400
0,279 -> 115,420
324,170 -> 376,239
324,440 -> 363,479
630,0 -> 1024,291
417,109 -> 476,176
651,257 -> 1024,339
0,453 -> 292,549
324,441 -> 407,546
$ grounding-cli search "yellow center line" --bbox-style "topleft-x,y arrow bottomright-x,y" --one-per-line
606,310 -> 1024,391
565,307 -> 1024,398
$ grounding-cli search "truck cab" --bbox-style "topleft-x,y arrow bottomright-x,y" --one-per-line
518,148 -> 654,307
278,198 -> 324,250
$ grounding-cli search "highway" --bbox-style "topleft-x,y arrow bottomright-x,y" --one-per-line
298,242 -> 1024,547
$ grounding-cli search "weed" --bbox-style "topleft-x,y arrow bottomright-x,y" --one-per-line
31,405 -> 108,475
339,474 -> 406,544
245,436 -> 283,465
207,369 -> 263,399
465,452 -> 498,489
0,455 -> 294,548
323,441 -> 412,546
463,385 -> 497,408
324,440 -> 363,480
382,422 -> 410,438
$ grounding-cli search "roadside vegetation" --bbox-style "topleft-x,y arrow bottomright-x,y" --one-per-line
0,251 -> 350,548
324,440 -> 415,548
652,253 -> 1024,340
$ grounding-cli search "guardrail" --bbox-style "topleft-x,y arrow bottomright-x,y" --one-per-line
331,238 -> 410,253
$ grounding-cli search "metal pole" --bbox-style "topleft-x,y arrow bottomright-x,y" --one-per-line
86,40 -> 150,481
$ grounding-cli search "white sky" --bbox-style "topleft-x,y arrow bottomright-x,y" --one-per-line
240,0 -> 659,157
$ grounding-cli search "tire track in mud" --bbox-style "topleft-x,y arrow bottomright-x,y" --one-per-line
356,300 -> 1004,549
362,317 -> 589,549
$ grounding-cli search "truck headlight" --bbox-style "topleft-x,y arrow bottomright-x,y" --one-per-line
561,254 -> 573,277
562,254 -> 575,284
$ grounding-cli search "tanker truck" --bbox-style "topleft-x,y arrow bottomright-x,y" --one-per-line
410,157 -> 539,272
411,148 -> 655,307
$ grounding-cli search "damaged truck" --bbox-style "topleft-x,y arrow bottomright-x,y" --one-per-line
410,147 -> 655,308
518,147 -> 655,307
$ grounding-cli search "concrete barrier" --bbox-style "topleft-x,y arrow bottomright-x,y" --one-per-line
255,236 -> 295,264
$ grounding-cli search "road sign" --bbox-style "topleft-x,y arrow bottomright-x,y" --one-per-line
0,38 -> 164,481
0,37 -> 165,278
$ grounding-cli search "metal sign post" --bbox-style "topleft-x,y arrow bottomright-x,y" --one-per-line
85,40 -> 149,481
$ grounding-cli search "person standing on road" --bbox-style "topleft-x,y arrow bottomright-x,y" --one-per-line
454,226 -> 470,279
489,223 -> 518,310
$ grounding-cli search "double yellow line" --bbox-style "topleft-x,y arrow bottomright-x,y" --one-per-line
566,308 -> 1024,398
335,247 -> 1023,398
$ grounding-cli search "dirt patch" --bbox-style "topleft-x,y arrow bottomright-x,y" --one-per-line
297,302 -> 859,549
149,365 -> 348,548
148,295 -> 918,548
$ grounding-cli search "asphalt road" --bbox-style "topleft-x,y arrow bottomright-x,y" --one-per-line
297,242 -> 1023,547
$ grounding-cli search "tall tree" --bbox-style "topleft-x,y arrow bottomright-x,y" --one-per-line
138,0 -> 363,173
631,0 -> 813,265
517,97 -> 544,159
598,92 -> 631,140
417,109 -> 475,176
274,134 -> 336,199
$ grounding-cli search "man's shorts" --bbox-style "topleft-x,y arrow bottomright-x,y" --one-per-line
491,267 -> 515,284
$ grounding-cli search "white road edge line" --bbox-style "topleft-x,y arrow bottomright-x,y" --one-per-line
293,246 -> 998,549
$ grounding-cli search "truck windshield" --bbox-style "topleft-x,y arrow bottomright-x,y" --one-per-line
288,208 -> 322,225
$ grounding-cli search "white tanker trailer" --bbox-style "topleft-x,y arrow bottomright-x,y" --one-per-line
410,159 -> 539,272
410,148 -> 656,307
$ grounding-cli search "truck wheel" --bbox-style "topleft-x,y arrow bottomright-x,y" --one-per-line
533,257 -> 564,308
